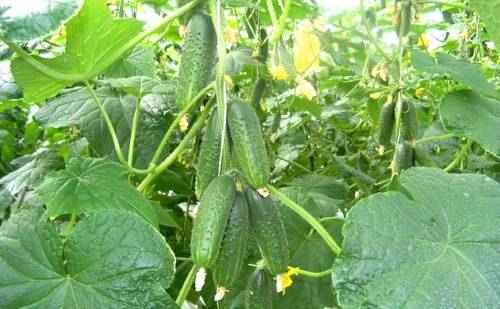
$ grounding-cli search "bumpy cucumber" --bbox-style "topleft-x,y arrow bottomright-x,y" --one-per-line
244,188 -> 288,275
176,12 -> 216,108
195,109 -> 222,199
245,268 -> 273,309
394,0 -> 411,37
191,175 -> 236,268
377,101 -> 396,150
213,192 -> 250,295
400,100 -> 418,142
392,141 -> 414,174
228,99 -> 270,188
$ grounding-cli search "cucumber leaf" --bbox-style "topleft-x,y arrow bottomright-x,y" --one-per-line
0,206 -> 177,308
37,157 -> 158,226
440,90 -> 500,155
0,0 -> 82,42
10,0 -> 143,102
468,0 -> 500,47
333,167 -> 500,308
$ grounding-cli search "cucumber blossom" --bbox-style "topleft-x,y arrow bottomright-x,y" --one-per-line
244,188 -> 288,276
195,109 -> 222,199
392,141 -> 414,174
228,99 -> 270,188
245,268 -> 273,309
176,12 -> 216,108
213,192 -> 250,301
377,101 -> 396,152
400,100 -> 418,142
191,175 -> 236,268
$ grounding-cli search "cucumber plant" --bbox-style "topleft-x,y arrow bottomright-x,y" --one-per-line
0,0 -> 499,308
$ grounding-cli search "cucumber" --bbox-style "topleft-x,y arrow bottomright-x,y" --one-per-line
195,109 -> 222,199
191,175 -> 236,268
245,268 -> 273,309
176,12 -> 216,108
377,101 -> 396,150
400,100 -> 418,142
250,77 -> 267,122
228,99 -> 270,188
394,0 -> 411,37
213,192 -> 249,298
392,141 -> 414,174
244,188 -> 288,275
258,29 -> 269,63
176,0 -> 205,25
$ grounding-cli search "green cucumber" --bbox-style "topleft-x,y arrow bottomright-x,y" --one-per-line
228,99 -> 270,188
392,141 -> 414,174
176,12 -> 216,108
191,175 -> 236,268
245,268 -> 273,309
394,0 -> 411,37
400,100 -> 418,142
377,101 -> 396,150
244,188 -> 288,275
195,109 -> 222,199
213,192 -> 250,297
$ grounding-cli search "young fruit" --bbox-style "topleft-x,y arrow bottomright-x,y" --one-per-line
244,188 -> 288,276
400,100 -> 418,142
195,109 -> 222,199
213,192 -> 250,301
392,141 -> 414,174
377,101 -> 396,152
394,0 -> 411,37
191,175 -> 236,268
228,99 -> 270,188
245,268 -> 273,309
176,12 -> 216,108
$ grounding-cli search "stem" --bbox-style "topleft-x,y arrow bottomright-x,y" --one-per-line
176,264 -> 199,306
176,257 -> 193,261
268,185 -> 341,255
416,0 -> 471,11
0,0 -> 203,83
85,81 -> 127,165
65,214 -> 77,236
266,0 -> 280,28
149,83 -> 214,168
293,267 -> 332,278
209,0 -> 229,175
138,101 -> 214,193
444,139 -> 472,172
270,0 -> 292,43
277,156 -> 313,173
128,100 -> 141,166
416,133 -> 454,145
359,0 -> 392,62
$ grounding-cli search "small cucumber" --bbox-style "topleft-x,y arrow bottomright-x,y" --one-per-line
245,268 -> 273,309
244,188 -> 288,276
400,100 -> 418,142
195,109 -> 222,199
394,0 -> 411,37
213,192 -> 250,298
377,101 -> 396,150
392,141 -> 414,174
228,99 -> 270,188
191,175 -> 236,268
176,12 -> 216,108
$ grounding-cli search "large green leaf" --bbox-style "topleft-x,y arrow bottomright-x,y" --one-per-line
37,157 -> 157,226
469,0 -> 500,47
0,206 -> 177,308
10,0 -> 143,102
440,90 -> 500,155
0,150 -> 64,195
333,167 -> 500,308
34,86 -> 174,169
274,187 -> 343,309
105,45 -> 156,78
411,50 -> 499,99
0,0 -> 81,42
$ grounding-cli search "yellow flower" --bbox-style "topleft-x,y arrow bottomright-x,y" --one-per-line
224,75 -> 234,88
277,267 -> 300,295
293,22 -> 321,75
270,64 -> 289,81
417,34 -> 429,47
179,115 -> 189,132
296,77 -> 317,100
370,92 -> 383,100
415,87 -> 425,98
